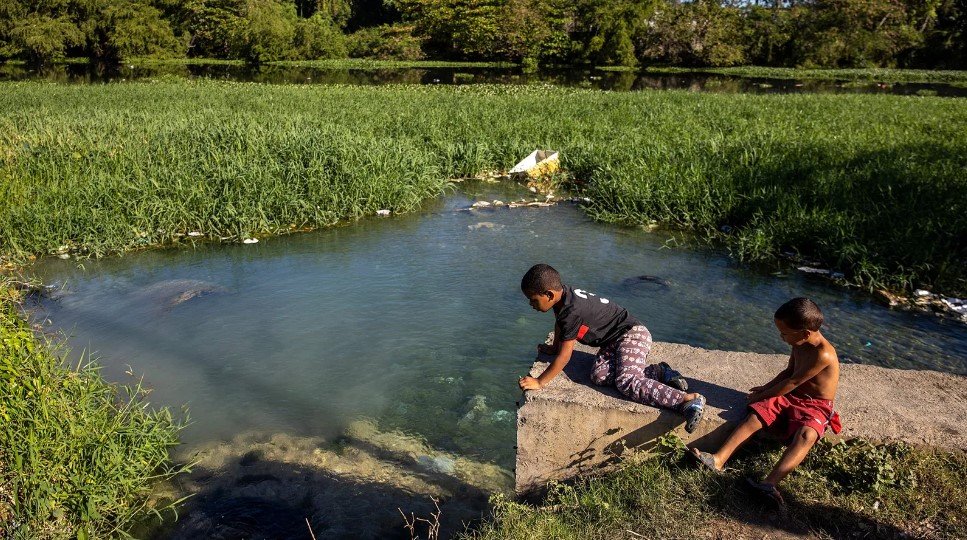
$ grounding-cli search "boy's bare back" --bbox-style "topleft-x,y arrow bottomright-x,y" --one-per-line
789,334 -> 839,400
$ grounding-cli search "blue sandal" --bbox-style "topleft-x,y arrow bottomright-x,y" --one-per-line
681,394 -> 705,433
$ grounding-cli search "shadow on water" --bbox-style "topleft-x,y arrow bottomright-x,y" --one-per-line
141,421 -> 512,539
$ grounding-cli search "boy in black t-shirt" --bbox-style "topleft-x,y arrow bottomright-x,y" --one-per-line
518,263 -> 706,432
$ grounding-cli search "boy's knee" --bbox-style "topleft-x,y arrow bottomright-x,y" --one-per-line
794,426 -> 820,445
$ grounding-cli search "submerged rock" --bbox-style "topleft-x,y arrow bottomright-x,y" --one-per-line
622,275 -> 671,288
150,420 -> 511,540
132,279 -> 228,310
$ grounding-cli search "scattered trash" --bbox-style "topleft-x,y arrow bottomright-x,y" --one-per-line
797,266 -> 830,275
865,341 -> 872,348
376,209 -> 391,216
942,297 -> 967,314
242,238 -> 259,244
492,200 -> 504,206
913,289 -> 931,297
528,186 -> 538,193
188,231 -> 203,237
57,253 -> 70,259
471,201 -> 492,208
510,150 -> 560,180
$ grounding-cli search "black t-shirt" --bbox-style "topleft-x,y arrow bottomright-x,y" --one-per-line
554,285 -> 640,347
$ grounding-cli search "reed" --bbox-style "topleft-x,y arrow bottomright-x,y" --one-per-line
1,81 -> 964,294
0,291 -> 187,539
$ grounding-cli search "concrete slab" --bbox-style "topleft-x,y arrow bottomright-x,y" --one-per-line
515,340 -> 967,495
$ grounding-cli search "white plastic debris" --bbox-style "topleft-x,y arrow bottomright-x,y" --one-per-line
376,209 -> 391,216
471,201 -> 492,208
242,238 -> 259,244
492,200 -> 504,206
914,289 -> 931,297
57,253 -> 70,259
528,186 -> 538,193
188,231 -> 203,237
510,150 -> 560,179
797,266 -> 829,274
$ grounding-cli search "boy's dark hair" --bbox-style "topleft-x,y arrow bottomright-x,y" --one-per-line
521,264 -> 563,295
775,298 -> 824,331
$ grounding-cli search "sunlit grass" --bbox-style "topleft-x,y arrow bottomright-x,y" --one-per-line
1,81 -> 964,294
0,287 -> 187,539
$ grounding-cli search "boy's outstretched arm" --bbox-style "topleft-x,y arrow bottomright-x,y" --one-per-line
747,356 -> 794,398
520,339 -> 576,391
537,323 -> 563,355
748,354 -> 828,402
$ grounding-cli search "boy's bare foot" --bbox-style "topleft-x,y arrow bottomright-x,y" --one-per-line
690,448 -> 724,472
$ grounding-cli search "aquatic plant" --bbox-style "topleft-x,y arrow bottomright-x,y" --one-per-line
0,288 -> 187,538
0,81 -> 964,296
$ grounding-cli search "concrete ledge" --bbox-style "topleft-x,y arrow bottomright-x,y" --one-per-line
515,340 -> 967,495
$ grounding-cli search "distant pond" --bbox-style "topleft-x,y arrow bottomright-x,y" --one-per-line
3,61 -> 966,97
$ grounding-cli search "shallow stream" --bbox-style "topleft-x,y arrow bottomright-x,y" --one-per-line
28,182 -> 967,537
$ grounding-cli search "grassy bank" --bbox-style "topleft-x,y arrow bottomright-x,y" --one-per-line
465,437 -> 967,540
0,284 -> 186,538
643,66 -> 967,84
2,81 -> 965,295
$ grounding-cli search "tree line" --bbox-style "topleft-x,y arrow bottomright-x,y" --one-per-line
1,0 -> 964,69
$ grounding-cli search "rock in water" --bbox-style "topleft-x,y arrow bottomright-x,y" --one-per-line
132,279 -> 228,310
621,275 -> 671,288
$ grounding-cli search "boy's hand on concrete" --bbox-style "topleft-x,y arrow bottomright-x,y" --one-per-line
519,376 -> 543,391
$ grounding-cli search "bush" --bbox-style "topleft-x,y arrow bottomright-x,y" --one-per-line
347,24 -> 424,60
294,13 -> 347,59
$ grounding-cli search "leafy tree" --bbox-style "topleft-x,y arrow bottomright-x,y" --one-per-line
570,0 -> 661,65
639,0 -> 747,66
294,11 -> 346,58
347,23 -> 423,59
0,1 -> 85,64
229,0 -> 298,63
80,0 -> 184,62
791,0 -> 923,67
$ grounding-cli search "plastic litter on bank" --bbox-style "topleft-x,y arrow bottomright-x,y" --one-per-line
510,150 -> 559,179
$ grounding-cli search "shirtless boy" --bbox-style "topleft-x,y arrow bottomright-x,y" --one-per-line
691,297 -> 840,504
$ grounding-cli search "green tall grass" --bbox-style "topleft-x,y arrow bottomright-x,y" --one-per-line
1,81 -> 965,294
0,295 -> 186,539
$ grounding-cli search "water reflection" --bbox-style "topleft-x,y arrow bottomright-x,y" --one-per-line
2,61 -> 964,97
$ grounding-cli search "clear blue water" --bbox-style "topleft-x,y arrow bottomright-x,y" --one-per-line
29,183 -> 967,475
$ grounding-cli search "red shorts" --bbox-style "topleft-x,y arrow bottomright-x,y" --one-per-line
749,394 -> 841,443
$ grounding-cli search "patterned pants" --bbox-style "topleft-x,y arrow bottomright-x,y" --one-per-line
591,325 -> 686,410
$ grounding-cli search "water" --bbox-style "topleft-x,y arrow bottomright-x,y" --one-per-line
26,182 -> 967,535
29,182 -> 967,455
3,61 -> 965,97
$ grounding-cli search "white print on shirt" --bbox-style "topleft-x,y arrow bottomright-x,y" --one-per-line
574,288 -> 610,304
